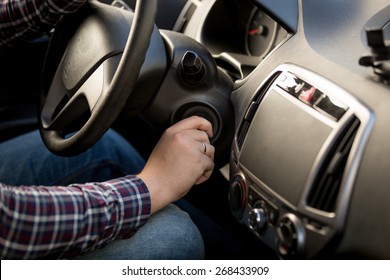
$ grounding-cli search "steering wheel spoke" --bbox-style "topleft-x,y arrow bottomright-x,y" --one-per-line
43,93 -> 90,132
41,63 -> 99,131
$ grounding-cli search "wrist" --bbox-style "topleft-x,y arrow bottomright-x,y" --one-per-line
137,170 -> 174,214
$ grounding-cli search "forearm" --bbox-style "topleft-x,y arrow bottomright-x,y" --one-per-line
0,175 -> 151,259
0,0 -> 87,48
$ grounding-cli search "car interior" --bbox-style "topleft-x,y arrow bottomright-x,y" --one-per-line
0,0 -> 389,259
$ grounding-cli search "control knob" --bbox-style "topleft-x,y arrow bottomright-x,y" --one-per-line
180,51 -> 206,86
229,176 -> 246,218
248,204 -> 268,234
276,214 -> 304,259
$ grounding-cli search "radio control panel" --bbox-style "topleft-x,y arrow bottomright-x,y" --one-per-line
229,64 -> 373,259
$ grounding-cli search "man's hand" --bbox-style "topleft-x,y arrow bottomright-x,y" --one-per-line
138,116 -> 215,214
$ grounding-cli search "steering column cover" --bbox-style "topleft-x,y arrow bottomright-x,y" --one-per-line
142,30 -> 235,166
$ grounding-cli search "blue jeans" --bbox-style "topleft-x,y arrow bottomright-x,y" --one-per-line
0,130 -> 204,259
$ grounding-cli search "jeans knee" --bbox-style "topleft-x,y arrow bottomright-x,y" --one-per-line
79,204 -> 204,260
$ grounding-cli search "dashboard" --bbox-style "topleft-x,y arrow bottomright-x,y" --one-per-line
168,0 -> 390,259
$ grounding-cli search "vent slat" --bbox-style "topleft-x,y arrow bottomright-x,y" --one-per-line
307,117 -> 360,212
237,121 -> 250,149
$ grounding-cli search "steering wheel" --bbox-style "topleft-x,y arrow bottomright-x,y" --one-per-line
39,0 -> 157,156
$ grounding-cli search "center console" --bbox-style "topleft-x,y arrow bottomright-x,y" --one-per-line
229,64 -> 373,259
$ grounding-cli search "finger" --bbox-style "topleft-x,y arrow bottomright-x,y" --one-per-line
195,159 -> 214,185
184,129 -> 211,143
200,141 -> 215,160
173,116 -> 213,138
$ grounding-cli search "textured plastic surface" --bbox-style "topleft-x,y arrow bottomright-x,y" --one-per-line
240,90 -> 331,206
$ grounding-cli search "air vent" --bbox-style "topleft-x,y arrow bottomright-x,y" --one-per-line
307,116 -> 361,212
236,72 -> 280,149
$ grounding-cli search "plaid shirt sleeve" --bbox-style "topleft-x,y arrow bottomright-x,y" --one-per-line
0,175 -> 151,259
0,0 -> 87,48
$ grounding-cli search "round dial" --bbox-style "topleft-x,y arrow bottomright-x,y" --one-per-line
245,9 -> 277,57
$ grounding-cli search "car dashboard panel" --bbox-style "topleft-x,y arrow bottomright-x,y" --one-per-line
230,64 -> 373,259
175,0 -> 390,259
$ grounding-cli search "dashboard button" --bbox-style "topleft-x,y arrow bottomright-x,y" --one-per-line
276,214 -> 304,259
180,51 -> 206,85
229,176 -> 246,218
249,207 -> 268,234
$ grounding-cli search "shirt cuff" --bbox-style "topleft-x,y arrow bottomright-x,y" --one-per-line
115,175 -> 152,238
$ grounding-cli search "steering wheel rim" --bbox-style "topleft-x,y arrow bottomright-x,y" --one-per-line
39,0 -> 157,156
